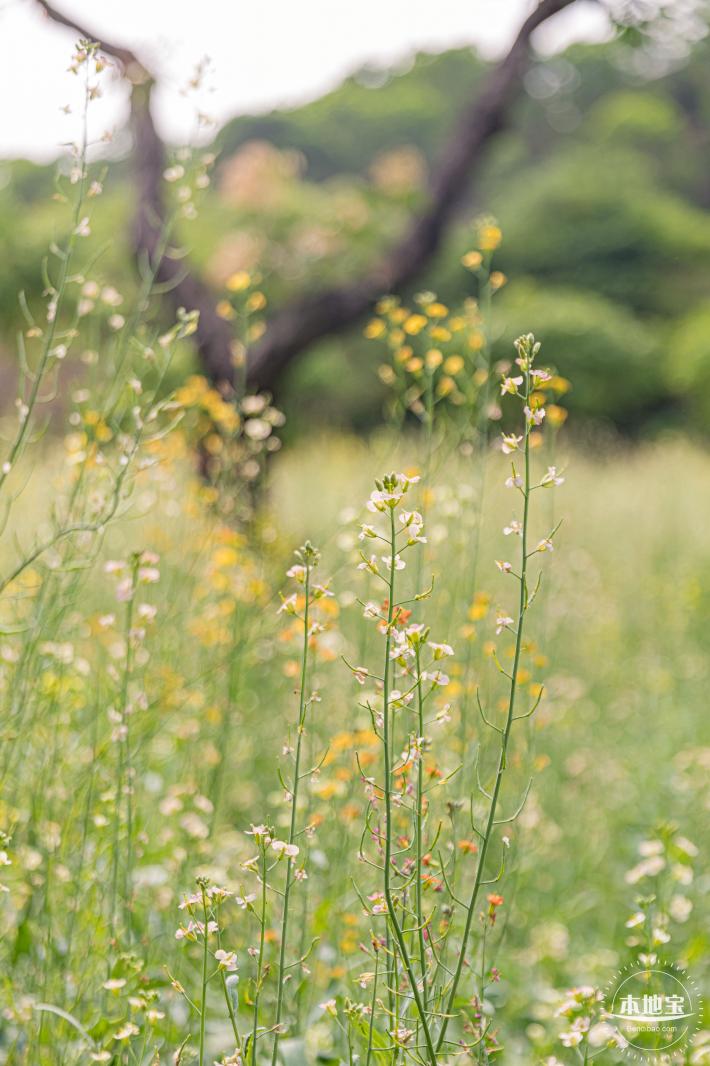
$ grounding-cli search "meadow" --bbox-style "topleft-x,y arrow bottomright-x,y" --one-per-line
0,36 -> 709,1066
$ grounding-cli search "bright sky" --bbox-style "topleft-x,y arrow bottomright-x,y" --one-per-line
0,0 -> 610,160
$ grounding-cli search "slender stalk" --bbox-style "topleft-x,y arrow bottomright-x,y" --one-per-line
109,556 -> 138,943
436,353 -> 532,1053
365,947 -> 380,1066
220,969 -> 242,1054
382,506 -> 437,1066
199,885 -> 210,1066
414,646 -> 428,1012
251,845 -> 268,1066
0,60 -> 91,497
271,559 -> 311,1066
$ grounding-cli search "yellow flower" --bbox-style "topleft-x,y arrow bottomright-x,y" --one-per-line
378,364 -> 396,385
436,375 -> 455,397
246,291 -> 267,312
213,546 -> 239,568
403,313 -> 428,335
226,271 -> 251,292
364,318 -> 386,339
406,357 -> 423,374
216,300 -> 235,320
489,271 -> 507,291
479,223 -> 502,251
425,348 -> 443,370
426,302 -> 449,318
462,250 -> 483,271
546,404 -> 568,427
429,326 -> 451,343
248,320 -> 266,342
469,591 -> 491,621
443,355 -> 464,375
548,375 -> 572,395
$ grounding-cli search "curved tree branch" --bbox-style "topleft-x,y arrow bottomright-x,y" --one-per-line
245,0 -> 579,391
36,0 -> 580,395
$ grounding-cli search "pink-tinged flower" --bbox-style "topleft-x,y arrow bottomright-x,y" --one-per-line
500,376 -> 523,396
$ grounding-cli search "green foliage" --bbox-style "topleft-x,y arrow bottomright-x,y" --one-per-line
493,281 -> 660,421
666,304 -> 710,423
5,36 -> 710,432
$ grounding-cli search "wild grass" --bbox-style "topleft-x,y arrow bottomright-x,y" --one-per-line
0,44 -> 707,1066
1,417 -> 708,1064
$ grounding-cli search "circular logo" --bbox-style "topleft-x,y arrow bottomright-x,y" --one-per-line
603,961 -> 702,1060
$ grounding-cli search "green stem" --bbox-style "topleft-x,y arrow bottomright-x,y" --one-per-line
271,564 -> 311,1066
220,969 -> 242,1054
199,886 -> 210,1066
382,507 -> 437,1066
436,363 -> 531,1053
365,949 -> 380,1066
414,646 -> 428,1012
251,845 -> 268,1066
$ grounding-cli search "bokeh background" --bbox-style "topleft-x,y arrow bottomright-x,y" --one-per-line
1,2 -> 709,1063
2,0 -> 710,439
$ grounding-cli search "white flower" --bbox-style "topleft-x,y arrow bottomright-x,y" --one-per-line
287,564 -> 306,583
359,524 -> 377,540
524,405 -> 545,426
503,519 -> 522,536
353,666 -> 369,685
541,465 -> 565,487
501,433 -> 522,454
495,613 -> 514,635
669,895 -> 692,922
399,510 -> 426,543
625,855 -> 665,884
138,566 -> 160,584
244,418 -> 271,441
271,840 -> 299,859
366,473 -> 419,513
215,949 -> 238,971
535,538 -> 554,553
236,893 -> 256,909
423,670 -> 449,687
101,286 -> 123,307
428,642 -> 454,659
357,555 -> 379,575
382,555 -> 405,571
505,472 -> 523,489
113,1022 -> 139,1040
278,593 -> 298,615
495,560 -> 513,573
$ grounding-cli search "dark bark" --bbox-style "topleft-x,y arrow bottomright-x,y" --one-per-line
36,0 -> 580,394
